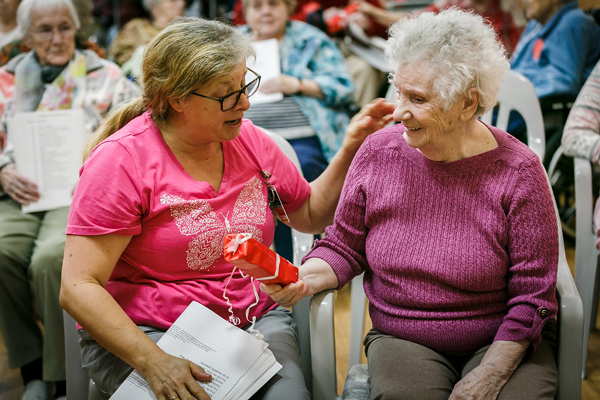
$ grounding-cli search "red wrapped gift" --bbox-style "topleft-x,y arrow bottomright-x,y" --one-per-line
223,233 -> 299,285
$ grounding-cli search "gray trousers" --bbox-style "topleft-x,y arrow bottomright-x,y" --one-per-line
0,196 -> 68,381
78,306 -> 311,400
364,320 -> 558,400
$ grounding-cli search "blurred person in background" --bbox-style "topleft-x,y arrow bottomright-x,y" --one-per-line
0,1 -> 139,399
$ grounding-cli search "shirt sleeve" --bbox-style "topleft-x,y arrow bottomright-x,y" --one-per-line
494,155 -> 559,350
67,140 -> 146,236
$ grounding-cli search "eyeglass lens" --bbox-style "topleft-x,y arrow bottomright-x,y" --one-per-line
221,76 -> 260,111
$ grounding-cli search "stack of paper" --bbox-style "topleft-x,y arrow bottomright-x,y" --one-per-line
110,301 -> 282,400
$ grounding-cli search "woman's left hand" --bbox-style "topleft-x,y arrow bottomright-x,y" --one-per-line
449,364 -> 505,399
260,75 -> 302,96
341,98 -> 395,155
449,340 -> 528,400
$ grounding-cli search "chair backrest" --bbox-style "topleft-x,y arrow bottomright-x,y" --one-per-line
480,70 -> 546,161
63,129 -> 316,399
262,129 -> 316,393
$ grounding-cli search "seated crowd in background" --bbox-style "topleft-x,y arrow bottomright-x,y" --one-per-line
508,0 -> 600,164
0,0 -> 139,399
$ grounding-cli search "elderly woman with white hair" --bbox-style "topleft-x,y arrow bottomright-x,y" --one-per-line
264,8 -> 560,399
0,0 -> 139,399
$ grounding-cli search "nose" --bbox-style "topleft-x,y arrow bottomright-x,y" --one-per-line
392,94 -> 412,123
237,91 -> 252,111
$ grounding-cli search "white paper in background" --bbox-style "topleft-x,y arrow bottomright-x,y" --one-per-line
247,38 -> 284,105
9,109 -> 85,213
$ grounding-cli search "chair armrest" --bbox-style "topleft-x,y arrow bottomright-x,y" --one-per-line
310,289 -> 339,400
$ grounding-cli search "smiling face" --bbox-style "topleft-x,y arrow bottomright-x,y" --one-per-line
245,0 -> 290,41
392,63 -> 467,161
26,5 -> 75,66
170,62 -> 253,146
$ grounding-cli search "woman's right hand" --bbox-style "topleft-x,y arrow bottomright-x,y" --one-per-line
0,163 -> 40,205
142,351 -> 213,400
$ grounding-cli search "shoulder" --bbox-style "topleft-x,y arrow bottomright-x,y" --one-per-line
287,20 -> 332,42
82,49 -> 121,73
487,124 -> 541,170
92,112 -> 157,156
355,124 -> 407,163
555,2 -> 596,27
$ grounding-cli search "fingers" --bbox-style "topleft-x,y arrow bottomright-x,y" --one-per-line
9,184 -> 40,205
148,357 -> 211,400
260,281 -> 307,307
0,164 -> 40,205
190,362 -> 212,382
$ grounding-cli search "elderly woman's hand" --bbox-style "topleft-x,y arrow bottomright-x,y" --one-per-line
448,363 -> 506,399
142,350 -> 212,400
0,164 -> 40,205
260,280 -> 308,308
341,98 -> 395,155
449,340 -> 529,400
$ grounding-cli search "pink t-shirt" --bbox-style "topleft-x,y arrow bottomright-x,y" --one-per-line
67,111 -> 311,330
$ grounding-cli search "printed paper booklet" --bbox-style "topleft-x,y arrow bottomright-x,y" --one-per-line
110,301 -> 281,400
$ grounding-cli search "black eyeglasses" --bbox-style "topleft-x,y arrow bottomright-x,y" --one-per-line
191,68 -> 261,112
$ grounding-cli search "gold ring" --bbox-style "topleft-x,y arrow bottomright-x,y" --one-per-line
169,396 -> 179,400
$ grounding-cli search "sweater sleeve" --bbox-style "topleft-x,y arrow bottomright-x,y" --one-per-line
302,138 -> 372,288
494,155 -> 558,350
561,60 -> 600,164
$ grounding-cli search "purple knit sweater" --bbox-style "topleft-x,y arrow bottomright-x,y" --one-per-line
305,122 -> 558,352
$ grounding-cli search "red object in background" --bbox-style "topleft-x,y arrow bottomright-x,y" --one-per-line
533,38 -> 545,62
223,233 -> 299,285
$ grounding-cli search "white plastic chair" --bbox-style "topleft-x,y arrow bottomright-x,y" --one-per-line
571,156 -> 600,379
309,172 -> 584,400
480,70 -> 546,162
62,129 -> 316,399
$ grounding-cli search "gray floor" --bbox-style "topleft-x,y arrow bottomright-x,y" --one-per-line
0,330 -> 24,399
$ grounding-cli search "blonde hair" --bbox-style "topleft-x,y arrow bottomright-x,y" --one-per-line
385,8 -> 509,117
83,17 -> 254,160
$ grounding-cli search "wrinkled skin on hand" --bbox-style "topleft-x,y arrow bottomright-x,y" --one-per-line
0,164 -> 40,205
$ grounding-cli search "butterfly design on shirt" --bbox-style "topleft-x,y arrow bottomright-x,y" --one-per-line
160,176 -> 268,271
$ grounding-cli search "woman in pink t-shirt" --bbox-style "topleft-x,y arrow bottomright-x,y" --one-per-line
59,17 -> 394,400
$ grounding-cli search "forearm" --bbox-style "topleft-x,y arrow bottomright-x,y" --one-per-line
296,78 -> 324,99
61,280 -> 164,375
480,340 -> 529,380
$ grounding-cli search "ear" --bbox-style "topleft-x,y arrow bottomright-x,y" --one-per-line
168,97 -> 184,114
459,88 -> 480,121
